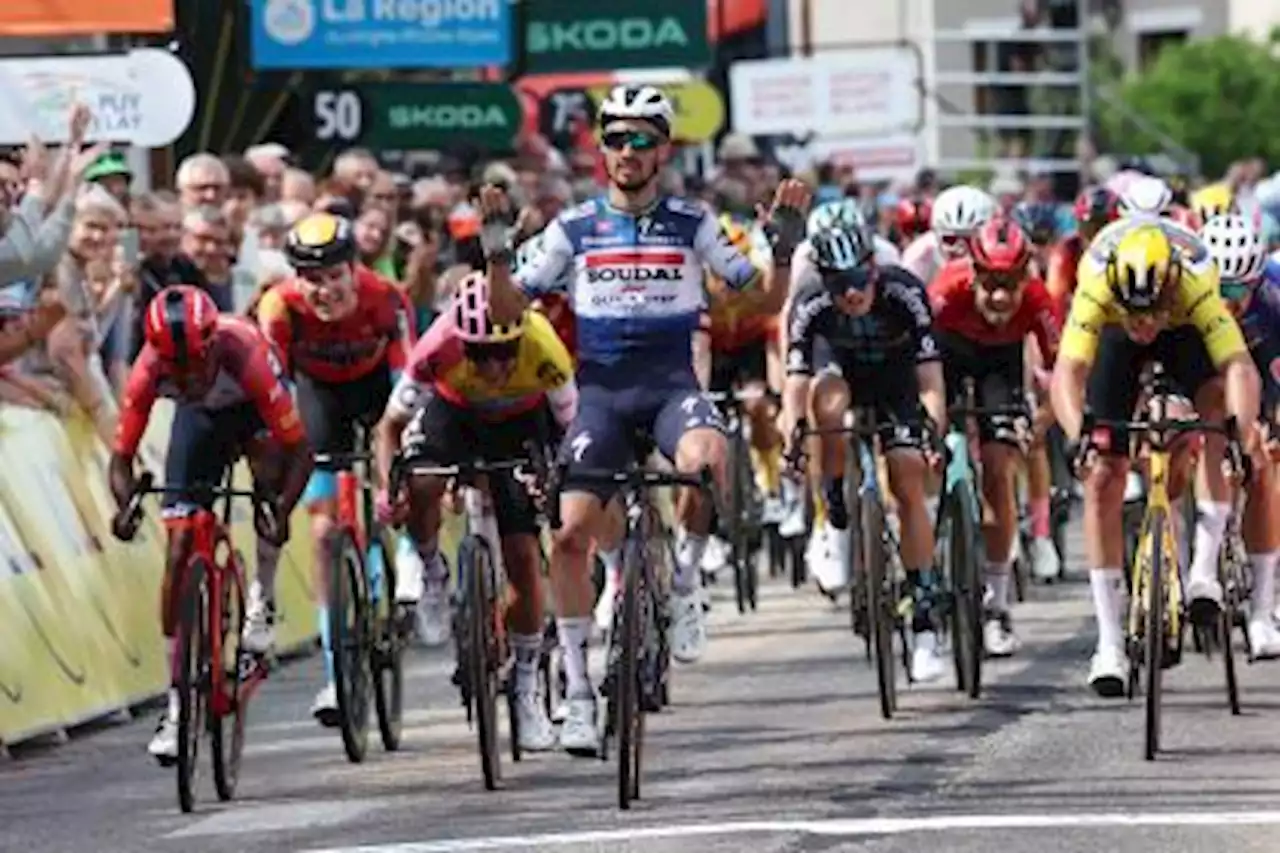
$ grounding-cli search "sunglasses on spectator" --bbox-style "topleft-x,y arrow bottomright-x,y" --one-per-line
976,271 -> 1025,293
465,340 -> 520,363
602,131 -> 661,152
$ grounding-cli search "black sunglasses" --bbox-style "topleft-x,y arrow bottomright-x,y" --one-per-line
602,130 -> 661,152
465,340 -> 519,363
822,267 -> 876,295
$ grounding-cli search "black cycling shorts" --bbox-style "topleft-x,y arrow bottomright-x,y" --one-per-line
401,394 -> 549,537
818,362 -> 929,452
163,402 -> 265,519
1086,325 -> 1217,454
296,364 -> 393,471
936,331 -> 1026,447
710,338 -> 769,393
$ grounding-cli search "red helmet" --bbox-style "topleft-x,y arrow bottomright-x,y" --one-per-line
896,196 -> 932,240
970,217 -> 1031,274
1166,204 -> 1202,232
144,285 -> 219,367
1073,186 -> 1120,229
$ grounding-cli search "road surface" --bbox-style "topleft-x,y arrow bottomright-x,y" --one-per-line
4,523 -> 1280,853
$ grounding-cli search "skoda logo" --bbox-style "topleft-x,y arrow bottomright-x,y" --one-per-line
263,0 -> 316,45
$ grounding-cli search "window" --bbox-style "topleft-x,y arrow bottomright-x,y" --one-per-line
1138,30 -> 1188,70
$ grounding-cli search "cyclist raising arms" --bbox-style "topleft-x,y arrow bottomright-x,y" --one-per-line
928,217 -> 1061,656
109,286 -> 313,762
375,272 -> 578,750
481,84 -> 810,756
783,226 -> 947,682
257,212 -> 413,723
1201,214 -> 1280,657
1050,220 -> 1262,696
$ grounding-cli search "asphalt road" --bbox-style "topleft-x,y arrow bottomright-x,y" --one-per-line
6,521 -> 1280,853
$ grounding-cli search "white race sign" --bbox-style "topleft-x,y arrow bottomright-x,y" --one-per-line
729,49 -> 920,138
0,48 -> 196,147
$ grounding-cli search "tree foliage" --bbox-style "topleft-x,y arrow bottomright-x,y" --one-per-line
1096,33 -> 1280,177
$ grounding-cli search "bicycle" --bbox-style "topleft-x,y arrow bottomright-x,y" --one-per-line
1199,482 -> 1251,715
114,472 -> 273,814
941,379 -> 1033,699
314,422 -> 407,764
390,450 -> 544,791
550,436 -> 714,810
791,412 -> 911,720
1078,394 -> 1244,761
708,388 -> 770,614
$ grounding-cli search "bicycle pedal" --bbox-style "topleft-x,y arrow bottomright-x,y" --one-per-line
1187,598 -> 1221,630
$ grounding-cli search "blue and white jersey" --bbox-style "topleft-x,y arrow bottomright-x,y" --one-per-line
1241,256 -> 1280,411
515,196 -> 759,386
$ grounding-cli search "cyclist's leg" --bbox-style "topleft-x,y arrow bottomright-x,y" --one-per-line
1023,335 -> 1060,580
1159,329 -> 1232,615
806,367 -> 853,591
740,338 -> 783,509
554,385 -> 625,753
654,384 -> 726,663
1082,329 -> 1147,695
399,392 -> 473,646
592,498 -> 626,633
700,347 -> 739,577
1243,427 -> 1280,656
151,402 -> 239,759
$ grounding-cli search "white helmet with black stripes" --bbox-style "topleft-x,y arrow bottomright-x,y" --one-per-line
1202,214 -> 1267,283
931,185 -> 996,236
597,85 -> 674,137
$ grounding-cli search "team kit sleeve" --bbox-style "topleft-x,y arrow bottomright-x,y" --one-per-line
529,314 -> 580,428
514,219 -> 575,296
1183,270 -> 1248,368
386,318 -> 447,420
1027,281 -> 1062,365
886,273 -> 941,363
1057,266 -> 1109,366
784,285 -> 827,376
240,340 -> 306,446
112,348 -> 162,458
255,286 -> 294,375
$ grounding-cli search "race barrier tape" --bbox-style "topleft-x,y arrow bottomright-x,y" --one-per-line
0,400 -> 461,746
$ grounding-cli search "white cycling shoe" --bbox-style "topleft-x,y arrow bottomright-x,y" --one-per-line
593,568 -> 621,635
241,583 -> 276,654
394,538 -> 425,605
701,536 -> 730,578
1029,537 -> 1060,582
1249,618 -> 1280,660
668,588 -> 708,663
559,696 -> 600,757
417,579 -> 452,647
910,632 -> 947,683
1088,645 -> 1126,698
983,614 -> 1021,658
811,522 -> 851,595
513,692 -> 556,752
148,713 -> 178,764
778,479 -> 807,539
311,682 -> 340,727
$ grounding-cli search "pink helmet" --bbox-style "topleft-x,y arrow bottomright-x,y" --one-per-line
453,272 -> 524,343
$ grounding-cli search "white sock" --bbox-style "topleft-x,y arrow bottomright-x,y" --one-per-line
167,686 -> 180,720
598,548 -> 621,585
510,633 -> 541,697
1089,567 -> 1125,651
556,616 -> 593,699
984,562 -> 1012,614
1171,499 -> 1190,591
1250,551 -> 1280,620
674,528 -> 707,593
1189,501 -> 1230,587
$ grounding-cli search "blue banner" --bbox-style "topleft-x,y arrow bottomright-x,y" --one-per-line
250,0 -> 512,70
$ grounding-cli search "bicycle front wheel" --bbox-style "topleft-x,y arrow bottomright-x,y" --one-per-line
947,492 -> 983,699
460,536 -> 501,790
211,562 -> 246,802
863,497 -> 895,719
1143,508 -> 1167,761
176,557 -> 210,814
326,528 -> 371,764
370,534 -> 404,752
617,536 -> 644,810
729,431 -> 751,615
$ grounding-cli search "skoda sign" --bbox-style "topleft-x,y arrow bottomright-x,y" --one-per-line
311,83 -> 522,151
524,0 -> 708,73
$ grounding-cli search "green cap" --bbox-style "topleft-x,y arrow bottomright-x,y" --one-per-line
83,151 -> 133,183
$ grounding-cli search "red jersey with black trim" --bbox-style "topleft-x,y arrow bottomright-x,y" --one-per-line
1045,235 -> 1085,319
114,316 -> 304,457
256,265 -> 412,384
927,258 -> 1061,363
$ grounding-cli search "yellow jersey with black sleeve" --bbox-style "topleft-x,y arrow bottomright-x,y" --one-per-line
391,308 -> 578,424
1060,218 -> 1247,369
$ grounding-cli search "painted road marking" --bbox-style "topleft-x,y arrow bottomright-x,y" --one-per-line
302,810 -> 1280,852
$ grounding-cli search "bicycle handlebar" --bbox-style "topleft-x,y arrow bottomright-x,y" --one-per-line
114,472 -> 278,543
1078,413 -> 1248,479
547,464 -> 715,531
314,450 -> 376,466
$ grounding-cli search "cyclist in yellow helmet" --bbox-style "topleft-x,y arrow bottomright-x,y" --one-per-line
1190,182 -> 1235,226
1050,219 -> 1261,697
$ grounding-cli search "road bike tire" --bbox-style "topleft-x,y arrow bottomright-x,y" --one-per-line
176,557 -> 209,814
864,497 -> 895,719
766,524 -> 784,579
326,528 -> 370,764
1013,531 -> 1028,602
617,533 -> 645,810
1143,509 -> 1167,761
370,535 -> 404,753
1219,550 -> 1243,716
459,535 -> 501,790
211,563 -> 246,802
729,432 -> 750,615
948,491 -> 983,699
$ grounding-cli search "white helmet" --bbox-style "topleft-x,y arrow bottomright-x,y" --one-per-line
931,186 -> 996,236
1118,175 -> 1173,218
597,85 -> 674,136
1202,214 -> 1267,283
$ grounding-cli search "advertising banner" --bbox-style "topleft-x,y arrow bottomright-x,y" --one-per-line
252,0 -> 512,70
729,48 -> 922,138
0,48 -> 195,147
525,0 -> 709,74
310,83 -> 522,151
0,0 -> 172,36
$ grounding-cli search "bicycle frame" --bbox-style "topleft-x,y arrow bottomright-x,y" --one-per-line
1129,443 -> 1181,644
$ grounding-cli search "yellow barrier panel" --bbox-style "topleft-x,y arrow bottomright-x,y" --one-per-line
1,398 -> 464,745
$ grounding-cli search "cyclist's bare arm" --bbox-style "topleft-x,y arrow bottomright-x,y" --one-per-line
1050,356 -> 1091,441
